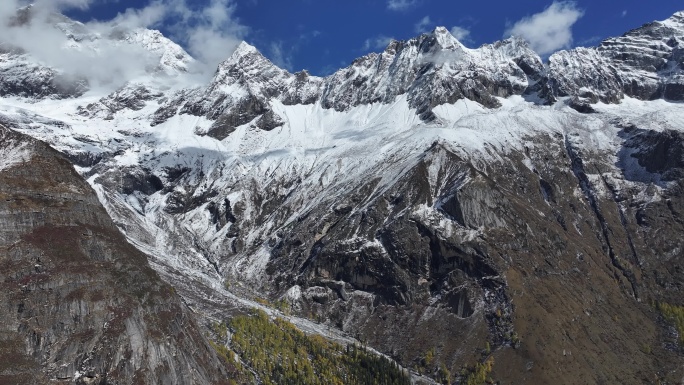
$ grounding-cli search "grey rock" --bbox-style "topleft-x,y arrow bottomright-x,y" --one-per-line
0,125 -> 239,385
77,83 -> 163,120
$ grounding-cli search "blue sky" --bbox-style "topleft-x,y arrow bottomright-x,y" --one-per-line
62,1 -> 684,76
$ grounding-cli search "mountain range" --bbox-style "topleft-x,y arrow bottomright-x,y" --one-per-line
1,6 -> 684,384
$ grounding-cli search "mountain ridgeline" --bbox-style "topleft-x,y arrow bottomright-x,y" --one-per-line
1,7 -> 684,385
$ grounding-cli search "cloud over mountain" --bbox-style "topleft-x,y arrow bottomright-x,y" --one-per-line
504,1 -> 584,56
0,0 -> 247,90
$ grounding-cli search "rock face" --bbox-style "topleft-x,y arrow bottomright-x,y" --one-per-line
173,42 -> 321,139
547,11 -> 684,103
2,8 -> 684,385
258,126 -> 684,384
319,29 -> 543,120
0,126 -> 237,385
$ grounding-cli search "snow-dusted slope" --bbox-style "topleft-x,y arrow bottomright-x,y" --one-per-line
548,11 -> 684,103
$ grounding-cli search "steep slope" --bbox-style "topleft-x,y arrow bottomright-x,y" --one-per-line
0,125 -> 239,385
7,95 -> 684,384
167,41 -> 323,139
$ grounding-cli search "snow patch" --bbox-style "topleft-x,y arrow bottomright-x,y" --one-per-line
0,138 -> 31,172
285,285 -> 302,301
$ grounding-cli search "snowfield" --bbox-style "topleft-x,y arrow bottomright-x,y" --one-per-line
2,86 -> 683,291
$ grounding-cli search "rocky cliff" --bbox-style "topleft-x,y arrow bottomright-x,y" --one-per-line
0,125 -> 238,385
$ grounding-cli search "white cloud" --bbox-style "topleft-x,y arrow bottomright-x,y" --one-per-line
91,2 -> 167,29
0,0 -> 248,88
387,0 -> 419,11
622,10 -> 627,17
414,16 -> 432,34
269,41 -> 293,71
35,0 -> 94,11
362,35 -> 394,51
449,26 -> 471,43
0,0 -> 23,21
504,1 -> 584,56
134,0 -> 248,73
577,35 -> 601,46
0,1 -> 152,89
185,10 -> 246,72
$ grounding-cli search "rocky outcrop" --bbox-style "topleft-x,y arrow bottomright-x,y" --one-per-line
0,53 -> 88,99
0,126 -> 238,385
77,83 -> 164,120
623,128 -> 684,181
166,42 -> 322,139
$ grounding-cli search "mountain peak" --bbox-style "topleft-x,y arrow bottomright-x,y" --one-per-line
218,41 -> 271,70
662,10 -> 684,28
232,41 -> 260,58
217,40 -> 279,76
433,26 -> 451,36
430,26 -> 466,51
492,35 -> 534,53
667,10 -> 684,20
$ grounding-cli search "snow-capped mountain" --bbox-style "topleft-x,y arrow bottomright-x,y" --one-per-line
2,9 -> 684,384
0,5 -> 193,101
